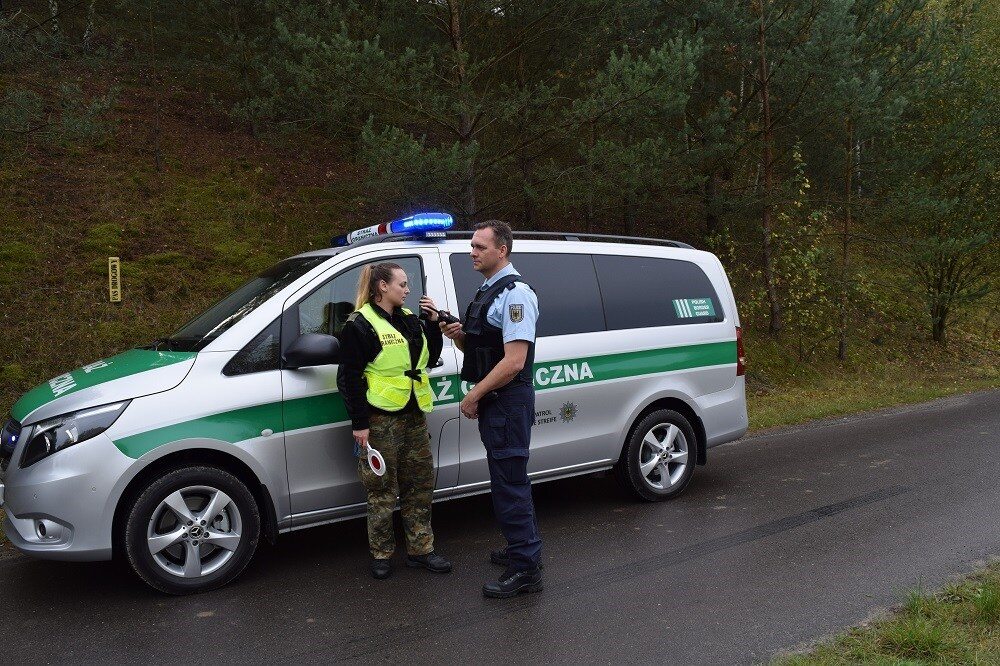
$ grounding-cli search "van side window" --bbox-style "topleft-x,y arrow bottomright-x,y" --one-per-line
449,252 -> 606,337
594,255 -> 724,329
223,318 -> 280,376
297,256 -> 425,338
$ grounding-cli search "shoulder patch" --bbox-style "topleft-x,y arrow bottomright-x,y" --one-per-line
509,303 -> 524,323
346,312 -> 360,323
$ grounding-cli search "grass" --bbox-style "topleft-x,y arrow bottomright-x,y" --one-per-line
776,564 -> 1000,664
746,333 -> 999,431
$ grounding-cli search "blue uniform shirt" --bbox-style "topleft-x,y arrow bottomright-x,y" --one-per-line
480,263 -> 539,344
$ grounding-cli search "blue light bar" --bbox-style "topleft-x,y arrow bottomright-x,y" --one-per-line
331,212 -> 454,247
388,212 -> 454,234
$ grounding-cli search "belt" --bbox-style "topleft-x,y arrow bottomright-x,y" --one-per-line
403,369 -> 425,382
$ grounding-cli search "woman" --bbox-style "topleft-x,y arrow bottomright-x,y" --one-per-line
336,262 -> 452,580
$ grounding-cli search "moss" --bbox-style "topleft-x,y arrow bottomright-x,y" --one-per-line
0,241 -> 40,287
1,363 -> 25,385
82,222 -> 124,255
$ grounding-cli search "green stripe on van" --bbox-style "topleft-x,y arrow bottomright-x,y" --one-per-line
114,392 -> 350,459
112,340 -> 736,459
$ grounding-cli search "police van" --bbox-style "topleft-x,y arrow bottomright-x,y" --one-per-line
0,213 -> 747,594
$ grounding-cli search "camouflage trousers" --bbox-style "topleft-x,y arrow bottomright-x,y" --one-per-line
360,411 -> 435,559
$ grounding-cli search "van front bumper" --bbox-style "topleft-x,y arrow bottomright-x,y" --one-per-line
2,433 -> 132,562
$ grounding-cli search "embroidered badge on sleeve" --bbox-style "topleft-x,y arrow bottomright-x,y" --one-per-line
509,303 -> 524,323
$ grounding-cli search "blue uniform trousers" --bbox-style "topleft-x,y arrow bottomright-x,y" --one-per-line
478,381 -> 542,571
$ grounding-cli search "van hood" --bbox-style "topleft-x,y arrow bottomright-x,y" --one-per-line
11,350 -> 196,426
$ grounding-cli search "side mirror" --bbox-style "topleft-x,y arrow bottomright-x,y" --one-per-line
283,333 -> 340,369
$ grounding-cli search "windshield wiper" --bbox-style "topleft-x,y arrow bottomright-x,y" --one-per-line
144,338 -> 176,351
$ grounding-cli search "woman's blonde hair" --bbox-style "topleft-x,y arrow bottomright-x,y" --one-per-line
355,262 -> 403,309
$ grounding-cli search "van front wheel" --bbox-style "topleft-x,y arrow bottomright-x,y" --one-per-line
615,409 -> 696,502
124,465 -> 260,595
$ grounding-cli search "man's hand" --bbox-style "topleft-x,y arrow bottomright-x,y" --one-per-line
440,320 -> 463,339
460,395 -> 479,420
440,321 -> 465,351
353,429 -> 369,449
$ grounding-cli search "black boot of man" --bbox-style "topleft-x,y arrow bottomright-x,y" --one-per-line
482,567 -> 543,599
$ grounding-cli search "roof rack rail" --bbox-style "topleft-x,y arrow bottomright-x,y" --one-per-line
332,230 -> 694,250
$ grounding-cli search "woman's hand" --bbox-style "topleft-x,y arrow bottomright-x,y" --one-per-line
419,296 -> 439,321
353,429 -> 369,449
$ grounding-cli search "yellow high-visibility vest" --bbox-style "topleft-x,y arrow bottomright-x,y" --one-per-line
357,303 -> 433,413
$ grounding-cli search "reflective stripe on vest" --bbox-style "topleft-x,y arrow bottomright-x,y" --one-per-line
358,303 -> 433,413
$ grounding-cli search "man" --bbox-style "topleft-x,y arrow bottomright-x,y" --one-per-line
440,219 -> 543,598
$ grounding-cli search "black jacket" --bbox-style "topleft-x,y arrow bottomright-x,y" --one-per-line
336,304 -> 443,430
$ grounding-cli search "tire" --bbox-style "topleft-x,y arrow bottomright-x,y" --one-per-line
614,409 -> 697,502
123,465 -> 260,595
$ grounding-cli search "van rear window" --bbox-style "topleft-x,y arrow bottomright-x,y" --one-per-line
593,255 -> 724,330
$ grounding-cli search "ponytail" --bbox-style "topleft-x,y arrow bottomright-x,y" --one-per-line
355,262 -> 403,310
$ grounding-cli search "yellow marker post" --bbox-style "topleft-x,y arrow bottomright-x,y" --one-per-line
108,257 -> 122,303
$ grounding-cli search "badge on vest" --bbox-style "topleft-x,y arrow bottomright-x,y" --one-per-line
509,304 -> 524,323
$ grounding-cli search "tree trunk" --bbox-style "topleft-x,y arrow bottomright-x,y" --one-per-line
83,0 -> 97,52
837,119 -> 853,361
757,0 -> 782,335
149,0 -> 162,172
447,0 -> 476,228
49,0 -> 64,52
585,120 -> 595,233
931,302 -> 948,344
704,164 -> 719,237
515,48 -> 535,229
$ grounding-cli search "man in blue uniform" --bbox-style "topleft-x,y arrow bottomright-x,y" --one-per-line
440,219 -> 543,598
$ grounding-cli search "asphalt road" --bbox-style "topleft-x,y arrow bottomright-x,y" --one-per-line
2,390 -> 998,665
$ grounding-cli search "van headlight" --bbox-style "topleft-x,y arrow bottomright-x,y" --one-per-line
21,401 -> 131,468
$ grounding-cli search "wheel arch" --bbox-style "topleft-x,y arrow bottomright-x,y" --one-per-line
112,448 -> 279,559
618,396 -> 707,466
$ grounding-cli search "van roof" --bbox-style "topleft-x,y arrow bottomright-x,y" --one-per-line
292,231 -> 696,260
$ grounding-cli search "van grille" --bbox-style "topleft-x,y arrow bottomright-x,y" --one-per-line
0,418 -> 21,474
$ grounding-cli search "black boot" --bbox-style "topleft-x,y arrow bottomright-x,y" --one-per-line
490,548 -> 543,570
406,551 -> 453,573
482,568 -> 543,599
370,558 -> 392,580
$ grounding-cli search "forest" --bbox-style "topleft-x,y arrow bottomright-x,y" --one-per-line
0,0 -> 996,421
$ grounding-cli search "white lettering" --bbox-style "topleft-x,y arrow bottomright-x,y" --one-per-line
579,362 -> 594,380
551,365 -> 564,384
460,381 -> 474,396
435,378 -> 455,402
535,367 -> 550,386
564,364 -> 579,382
49,373 -> 76,397
81,360 -> 109,374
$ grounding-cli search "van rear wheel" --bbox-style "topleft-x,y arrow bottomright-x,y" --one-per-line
124,465 -> 260,595
615,409 -> 696,502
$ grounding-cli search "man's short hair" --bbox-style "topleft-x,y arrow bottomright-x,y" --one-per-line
474,219 -> 514,255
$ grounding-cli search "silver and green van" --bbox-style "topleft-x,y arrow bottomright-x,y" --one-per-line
0,226 -> 748,594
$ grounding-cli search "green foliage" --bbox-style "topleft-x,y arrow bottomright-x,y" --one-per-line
57,82 -> 116,145
359,119 -> 478,213
877,615 -> 952,661
973,582 -> 1000,623
82,223 -> 123,254
0,89 -> 43,134
769,149 -> 839,360
780,565 -> 1000,664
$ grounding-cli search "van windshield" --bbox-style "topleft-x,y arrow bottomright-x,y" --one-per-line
154,256 -> 327,352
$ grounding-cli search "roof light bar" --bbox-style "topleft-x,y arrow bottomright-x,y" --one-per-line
331,212 -> 454,247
